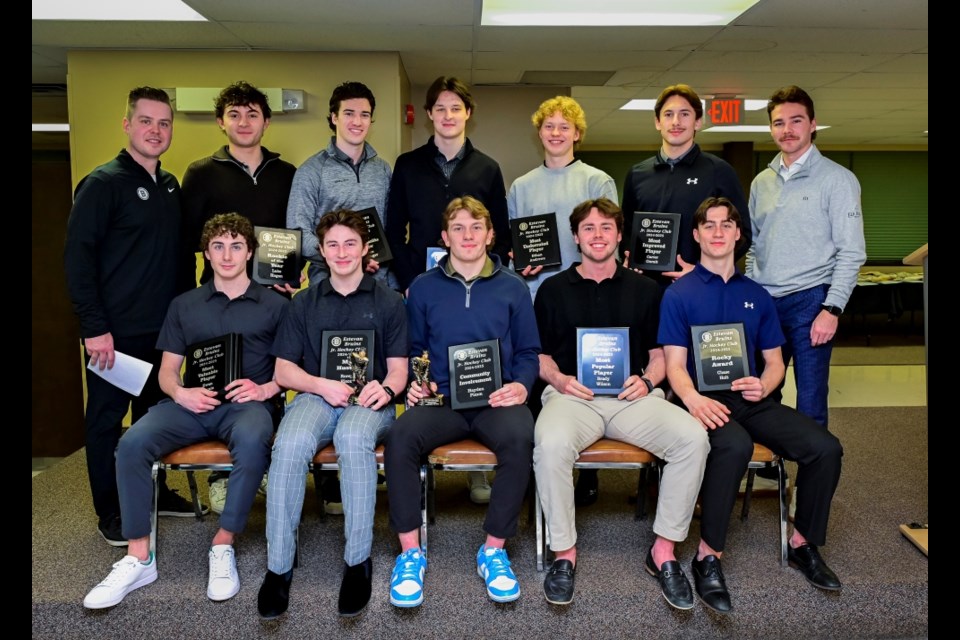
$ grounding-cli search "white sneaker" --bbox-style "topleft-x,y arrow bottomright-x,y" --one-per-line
83,555 -> 157,609
207,544 -> 240,601
468,471 -> 491,505
739,474 -> 789,494
209,478 -> 228,515
258,473 -> 269,497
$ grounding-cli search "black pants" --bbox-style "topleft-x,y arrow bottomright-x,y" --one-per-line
697,392 -> 843,552
385,404 -> 533,540
83,333 -> 165,521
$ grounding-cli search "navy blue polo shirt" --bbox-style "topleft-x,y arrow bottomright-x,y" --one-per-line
272,274 -> 408,381
158,279 -> 288,385
658,263 -> 784,385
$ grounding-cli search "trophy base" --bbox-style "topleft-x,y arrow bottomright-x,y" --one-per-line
348,395 -> 361,406
417,394 -> 445,407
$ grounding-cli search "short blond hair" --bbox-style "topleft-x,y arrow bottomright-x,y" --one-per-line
532,96 -> 587,145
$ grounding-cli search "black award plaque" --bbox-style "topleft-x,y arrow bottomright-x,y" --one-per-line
448,339 -> 502,410
319,330 -> 375,398
628,212 -> 681,272
510,212 -> 561,271
576,328 -> 629,395
254,226 -> 302,287
691,323 -> 748,391
184,333 -> 243,402
356,207 -> 393,264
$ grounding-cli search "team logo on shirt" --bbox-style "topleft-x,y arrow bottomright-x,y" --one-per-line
136,187 -> 149,201
686,178 -> 698,185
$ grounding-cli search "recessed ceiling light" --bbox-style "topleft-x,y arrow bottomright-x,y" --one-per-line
33,0 -> 206,21
620,99 -> 767,111
482,1 -> 761,26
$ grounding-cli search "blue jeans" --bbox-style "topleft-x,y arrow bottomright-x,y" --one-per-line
772,284 -> 833,427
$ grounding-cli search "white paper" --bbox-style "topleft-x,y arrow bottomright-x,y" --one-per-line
86,350 -> 153,396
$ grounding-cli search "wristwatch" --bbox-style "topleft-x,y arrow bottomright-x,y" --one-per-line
382,385 -> 396,400
640,377 -> 655,394
820,304 -> 842,317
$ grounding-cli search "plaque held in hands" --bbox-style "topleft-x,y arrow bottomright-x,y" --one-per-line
253,226 -> 302,287
184,333 -> 243,402
628,212 -> 681,272
576,328 -> 629,395
510,212 -> 561,271
448,339 -> 502,410
411,350 -> 444,406
356,207 -> 393,264
320,330 -> 375,403
691,323 -> 748,391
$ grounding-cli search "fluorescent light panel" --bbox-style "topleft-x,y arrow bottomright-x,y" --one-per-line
621,99 -> 767,111
33,0 -> 206,21
701,125 -> 832,133
482,0 -> 761,26
33,123 -> 70,132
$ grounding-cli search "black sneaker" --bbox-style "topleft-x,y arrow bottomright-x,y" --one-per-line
98,514 -> 128,547
574,469 -> 599,507
157,488 -> 208,517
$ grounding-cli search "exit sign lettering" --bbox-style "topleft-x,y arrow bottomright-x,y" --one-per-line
706,99 -> 744,125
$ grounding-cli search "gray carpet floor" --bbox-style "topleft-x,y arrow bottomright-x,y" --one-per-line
32,406 -> 928,639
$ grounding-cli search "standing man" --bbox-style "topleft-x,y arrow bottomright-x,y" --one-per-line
385,76 -> 510,293
286,81 -> 396,290
83,213 -> 288,609
660,197 -> 844,613
181,80 -> 297,289
257,210 -> 408,620
533,197 -> 708,609
65,87 -> 200,548
180,80 -> 297,514
385,196 -> 540,608
620,83 -> 750,285
747,85 -> 866,428
509,95 -> 618,507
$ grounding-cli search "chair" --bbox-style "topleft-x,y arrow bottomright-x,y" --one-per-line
423,439 -> 500,557
740,443 -> 788,567
150,440 -> 232,553
535,438 -> 659,571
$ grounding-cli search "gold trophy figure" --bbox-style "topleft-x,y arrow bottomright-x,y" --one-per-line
348,348 -> 369,405
411,350 -> 444,406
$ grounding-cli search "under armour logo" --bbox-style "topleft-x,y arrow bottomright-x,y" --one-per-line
744,301 -> 754,309
686,178 -> 698,185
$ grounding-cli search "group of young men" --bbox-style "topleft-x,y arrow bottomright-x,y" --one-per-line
66,76 -> 864,619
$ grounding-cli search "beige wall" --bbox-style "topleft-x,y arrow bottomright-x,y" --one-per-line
409,84 -> 564,187
67,51 -> 407,187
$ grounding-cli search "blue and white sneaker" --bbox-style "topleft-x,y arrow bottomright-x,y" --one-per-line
390,547 -> 427,607
476,545 -> 520,603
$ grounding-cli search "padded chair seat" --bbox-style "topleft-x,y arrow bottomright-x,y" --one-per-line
750,443 -> 777,463
311,443 -> 385,466
427,439 -> 498,466
161,441 -> 231,465
575,440 -> 657,465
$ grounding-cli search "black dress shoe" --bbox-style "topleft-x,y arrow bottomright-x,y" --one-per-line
574,469 -> 599,507
644,549 -> 694,610
691,555 -> 732,614
543,559 -> 576,605
258,569 -> 293,620
788,544 -> 842,591
338,558 -> 373,617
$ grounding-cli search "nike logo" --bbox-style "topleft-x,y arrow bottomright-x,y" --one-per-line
167,187 -> 175,193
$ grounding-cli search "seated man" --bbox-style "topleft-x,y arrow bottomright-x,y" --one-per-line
257,210 -> 409,620
83,213 -> 288,609
533,197 -> 709,609
659,196 -> 844,613
384,196 -> 541,608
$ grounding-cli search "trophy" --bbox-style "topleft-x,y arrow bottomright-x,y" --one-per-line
412,350 -> 444,406
348,348 -> 370,405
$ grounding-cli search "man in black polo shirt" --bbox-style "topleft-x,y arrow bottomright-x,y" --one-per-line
257,209 -> 409,620
83,213 -> 288,610
533,197 -> 708,610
